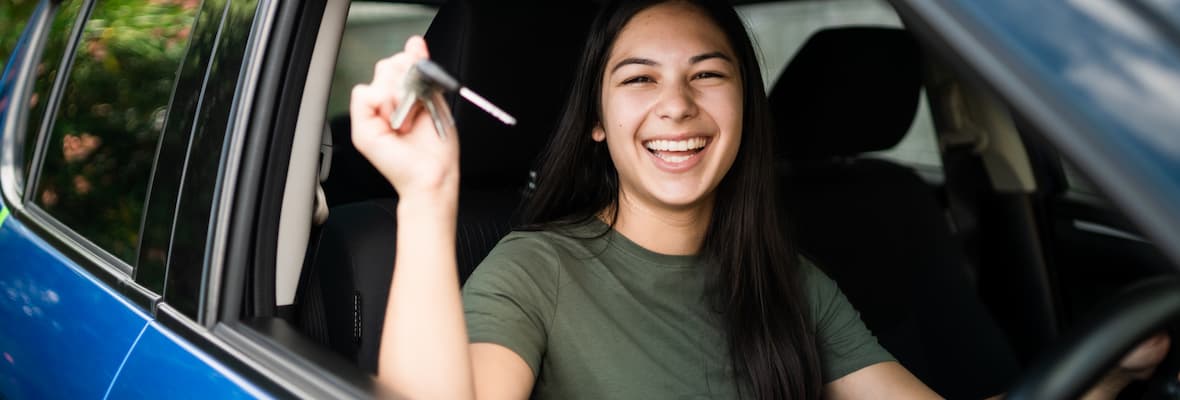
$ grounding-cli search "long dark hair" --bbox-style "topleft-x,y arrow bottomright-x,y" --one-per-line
522,0 -> 822,398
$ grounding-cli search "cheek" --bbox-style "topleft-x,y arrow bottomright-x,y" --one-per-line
601,94 -> 650,136
700,87 -> 743,135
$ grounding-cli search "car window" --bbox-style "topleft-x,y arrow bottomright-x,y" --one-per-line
326,2 -> 438,119
16,1 -> 86,197
31,0 -> 201,265
0,1 -> 40,64
737,0 -> 942,171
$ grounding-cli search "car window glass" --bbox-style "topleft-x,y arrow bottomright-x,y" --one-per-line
33,0 -> 201,264
737,0 -> 942,170
0,2 -> 40,63
17,1 -> 85,195
326,2 -> 438,119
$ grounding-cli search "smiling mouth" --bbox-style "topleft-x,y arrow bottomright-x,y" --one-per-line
643,137 -> 709,163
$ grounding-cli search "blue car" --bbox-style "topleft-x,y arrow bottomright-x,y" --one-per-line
1,0 -> 1178,398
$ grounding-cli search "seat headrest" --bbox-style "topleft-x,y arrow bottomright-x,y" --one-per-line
768,27 -> 922,160
426,0 -> 597,189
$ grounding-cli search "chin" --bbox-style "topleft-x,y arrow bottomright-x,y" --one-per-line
650,187 -> 713,211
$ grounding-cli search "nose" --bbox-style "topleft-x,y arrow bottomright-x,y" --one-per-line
654,80 -> 698,122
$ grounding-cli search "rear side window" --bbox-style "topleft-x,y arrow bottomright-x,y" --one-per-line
737,0 -> 942,171
32,0 -> 200,264
17,1 -> 86,195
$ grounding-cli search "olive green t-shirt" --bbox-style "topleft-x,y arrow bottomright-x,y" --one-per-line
462,220 -> 893,399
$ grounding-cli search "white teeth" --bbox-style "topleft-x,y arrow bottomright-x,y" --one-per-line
657,153 -> 692,163
643,137 -> 707,152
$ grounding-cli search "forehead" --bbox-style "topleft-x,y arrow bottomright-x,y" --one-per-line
610,2 -> 734,62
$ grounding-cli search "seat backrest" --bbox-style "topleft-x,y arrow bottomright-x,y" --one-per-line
770,27 -> 1019,399
297,0 -> 597,373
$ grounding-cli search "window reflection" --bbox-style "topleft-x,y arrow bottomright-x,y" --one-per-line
21,1 -> 85,193
34,0 -> 200,264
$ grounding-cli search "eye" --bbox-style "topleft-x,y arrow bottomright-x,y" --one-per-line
622,75 -> 654,85
692,71 -> 725,80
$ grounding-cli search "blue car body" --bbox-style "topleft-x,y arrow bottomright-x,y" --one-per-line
0,0 -> 1178,398
0,1 -> 268,398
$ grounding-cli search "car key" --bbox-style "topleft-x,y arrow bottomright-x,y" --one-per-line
390,59 -> 516,139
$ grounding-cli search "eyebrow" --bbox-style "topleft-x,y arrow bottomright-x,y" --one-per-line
609,51 -> 733,74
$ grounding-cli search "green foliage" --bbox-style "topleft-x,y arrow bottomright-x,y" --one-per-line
0,0 -> 39,65
34,0 -> 199,263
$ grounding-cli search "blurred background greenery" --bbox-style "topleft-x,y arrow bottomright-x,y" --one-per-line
1,0 -> 39,65
2,0 -> 199,263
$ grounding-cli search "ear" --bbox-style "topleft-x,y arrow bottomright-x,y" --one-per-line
592,123 -> 606,142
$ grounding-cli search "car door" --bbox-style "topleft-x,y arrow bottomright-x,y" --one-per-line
0,2 -> 153,398
114,0 -> 385,397
0,0 -> 268,398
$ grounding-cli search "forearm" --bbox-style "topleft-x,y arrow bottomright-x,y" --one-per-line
378,192 -> 475,399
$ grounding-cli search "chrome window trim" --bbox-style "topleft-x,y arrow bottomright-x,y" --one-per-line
0,2 -> 53,211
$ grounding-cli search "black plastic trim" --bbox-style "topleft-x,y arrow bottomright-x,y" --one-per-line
117,278 -> 162,314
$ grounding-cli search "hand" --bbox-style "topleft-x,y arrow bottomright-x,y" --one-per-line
350,36 -> 459,203
1082,333 -> 1174,400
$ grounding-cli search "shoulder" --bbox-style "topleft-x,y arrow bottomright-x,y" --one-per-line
796,257 -> 850,327
465,227 -> 597,290
798,258 -> 837,304
483,228 -> 593,265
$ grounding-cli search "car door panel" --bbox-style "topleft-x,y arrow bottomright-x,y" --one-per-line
106,320 -> 267,399
0,214 -> 149,399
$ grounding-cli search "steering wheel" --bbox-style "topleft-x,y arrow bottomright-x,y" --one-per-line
1007,276 -> 1180,400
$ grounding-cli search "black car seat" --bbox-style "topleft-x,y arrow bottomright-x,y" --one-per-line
296,0 -> 597,373
769,27 -> 1020,398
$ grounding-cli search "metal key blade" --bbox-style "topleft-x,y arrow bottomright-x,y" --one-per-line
459,87 -> 516,126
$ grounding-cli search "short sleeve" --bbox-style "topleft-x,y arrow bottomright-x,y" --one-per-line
462,233 -> 561,376
802,260 -> 895,382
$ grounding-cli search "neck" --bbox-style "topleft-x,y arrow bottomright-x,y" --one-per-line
604,190 -> 712,256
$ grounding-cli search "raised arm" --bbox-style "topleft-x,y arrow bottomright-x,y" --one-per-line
350,36 -> 533,400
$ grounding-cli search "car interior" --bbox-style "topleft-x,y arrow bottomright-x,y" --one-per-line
228,0 -> 1179,397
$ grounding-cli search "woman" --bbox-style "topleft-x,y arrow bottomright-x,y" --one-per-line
349,0 -> 1169,398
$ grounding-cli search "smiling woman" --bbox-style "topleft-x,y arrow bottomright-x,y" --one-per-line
351,0 -> 930,398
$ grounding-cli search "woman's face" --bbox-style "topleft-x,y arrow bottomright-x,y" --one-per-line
595,2 -> 742,213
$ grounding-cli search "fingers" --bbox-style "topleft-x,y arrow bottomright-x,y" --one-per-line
1116,333 -> 1171,380
367,36 -> 432,133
